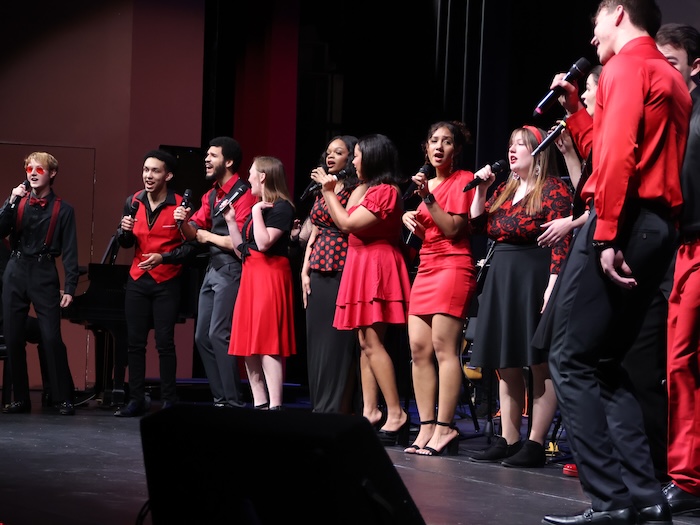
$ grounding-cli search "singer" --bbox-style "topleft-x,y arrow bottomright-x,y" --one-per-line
173,136 -> 256,409
299,135 -> 365,414
113,150 -> 192,417
542,2 -> 690,524
311,134 -> 411,445
467,125 -> 572,468
0,152 -> 79,415
223,156 -> 297,411
400,120 -> 477,456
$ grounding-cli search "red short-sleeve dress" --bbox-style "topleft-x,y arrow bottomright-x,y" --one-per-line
333,184 -> 411,329
408,169 -> 477,319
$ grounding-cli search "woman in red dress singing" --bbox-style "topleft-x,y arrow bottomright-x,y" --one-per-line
224,156 -> 296,410
311,134 -> 412,446
401,121 -> 477,456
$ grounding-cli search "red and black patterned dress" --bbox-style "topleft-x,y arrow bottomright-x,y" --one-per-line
305,185 -> 358,413
469,176 -> 572,368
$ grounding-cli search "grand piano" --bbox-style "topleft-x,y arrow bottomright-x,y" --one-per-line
61,234 -> 201,407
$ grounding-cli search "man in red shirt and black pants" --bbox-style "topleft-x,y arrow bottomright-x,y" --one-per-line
543,2 -> 691,525
114,150 -> 189,417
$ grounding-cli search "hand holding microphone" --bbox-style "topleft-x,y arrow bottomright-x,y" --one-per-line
531,119 -> 568,157
301,164 -> 335,201
533,57 -> 591,117
177,188 -> 192,228
309,166 -> 337,194
402,164 -> 433,200
9,180 -> 31,209
121,200 -> 139,232
464,160 -> 507,191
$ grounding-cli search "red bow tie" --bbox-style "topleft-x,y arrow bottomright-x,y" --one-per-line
29,196 -> 48,208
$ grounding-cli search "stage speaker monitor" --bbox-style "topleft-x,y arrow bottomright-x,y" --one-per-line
140,404 -> 426,525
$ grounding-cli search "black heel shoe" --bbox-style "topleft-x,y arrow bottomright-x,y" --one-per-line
404,420 -> 436,454
377,411 -> 410,447
419,421 -> 460,456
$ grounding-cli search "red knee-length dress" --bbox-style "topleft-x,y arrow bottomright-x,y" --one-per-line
229,199 -> 296,357
333,184 -> 411,329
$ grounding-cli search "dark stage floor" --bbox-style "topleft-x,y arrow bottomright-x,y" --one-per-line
1,390 -> 699,525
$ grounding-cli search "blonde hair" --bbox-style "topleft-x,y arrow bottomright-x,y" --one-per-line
24,151 -> 58,173
489,127 -> 557,216
254,156 -> 295,208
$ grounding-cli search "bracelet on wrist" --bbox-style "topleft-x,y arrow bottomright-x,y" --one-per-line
422,193 -> 436,205
591,240 -> 614,252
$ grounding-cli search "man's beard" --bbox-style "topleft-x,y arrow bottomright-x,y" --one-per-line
205,163 -> 226,182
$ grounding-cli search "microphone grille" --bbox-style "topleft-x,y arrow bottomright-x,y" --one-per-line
492,159 -> 508,174
572,57 -> 592,78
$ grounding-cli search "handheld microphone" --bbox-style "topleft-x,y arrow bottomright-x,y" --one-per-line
300,165 -> 335,201
531,120 -> 567,157
129,200 -> 140,218
402,165 -> 433,200
533,57 -> 591,117
9,180 -> 31,209
463,159 -> 508,191
177,188 -> 192,228
214,186 -> 247,217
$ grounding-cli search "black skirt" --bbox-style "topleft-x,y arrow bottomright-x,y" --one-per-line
469,242 -> 552,369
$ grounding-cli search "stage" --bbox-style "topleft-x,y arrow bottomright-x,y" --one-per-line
1,390 -> 698,525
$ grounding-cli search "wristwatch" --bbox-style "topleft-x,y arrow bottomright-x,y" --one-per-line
423,193 -> 436,205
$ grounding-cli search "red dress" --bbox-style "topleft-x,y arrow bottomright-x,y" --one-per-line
408,170 -> 477,319
229,200 -> 296,357
333,184 -> 411,329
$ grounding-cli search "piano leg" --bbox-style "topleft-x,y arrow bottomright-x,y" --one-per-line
92,327 -> 127,408
111,330 -> 128,407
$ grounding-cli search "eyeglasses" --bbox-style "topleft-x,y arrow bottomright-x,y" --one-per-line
25,166 -> 46,175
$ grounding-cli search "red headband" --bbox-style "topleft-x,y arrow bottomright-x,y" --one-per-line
522,125 -> 543,145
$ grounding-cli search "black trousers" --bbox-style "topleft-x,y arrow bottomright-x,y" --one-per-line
549,207 -> 674,511
124,273 -> 181,403
2,257 -> 74,403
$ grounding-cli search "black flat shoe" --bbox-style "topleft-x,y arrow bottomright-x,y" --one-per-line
58,401 -> 75,416
469,436 -> 523,463
663,481 -> 700,515
542,507 -> 636,525
501,439 -> 546,468
114,400 -> 147,418
377,412 -> 410,447
2,400 -> 31,414
417,421 -> 460,457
